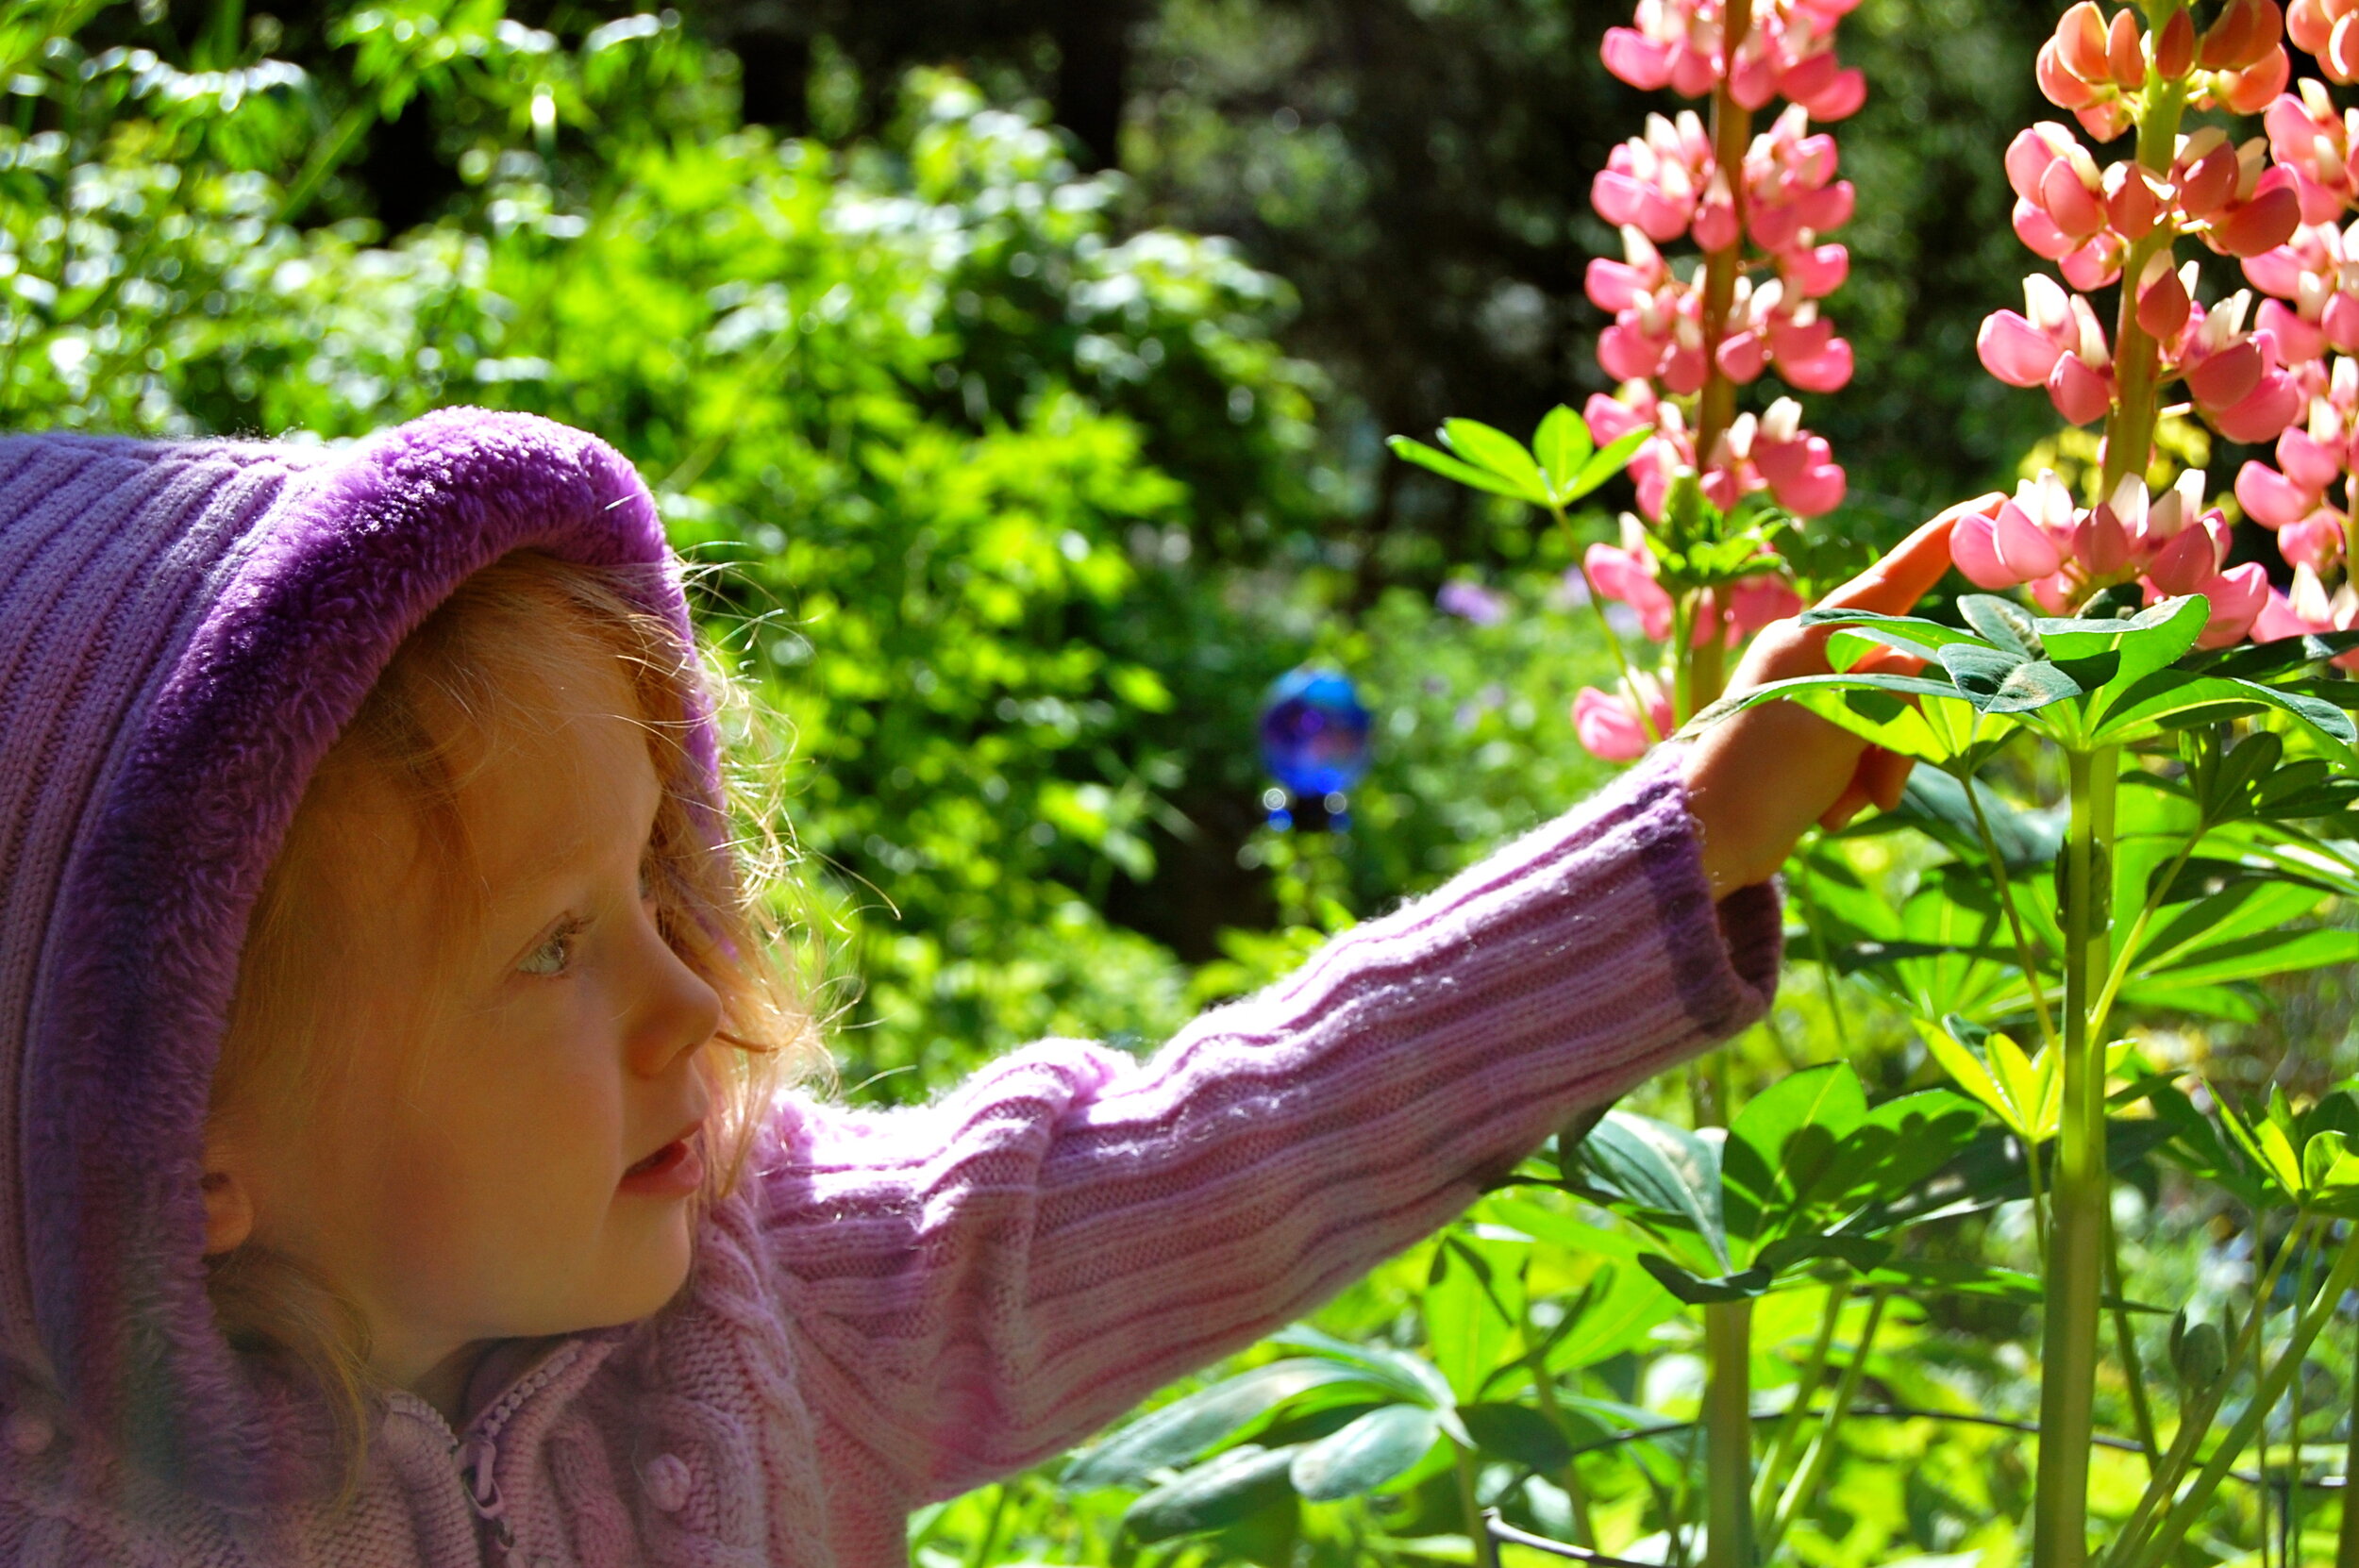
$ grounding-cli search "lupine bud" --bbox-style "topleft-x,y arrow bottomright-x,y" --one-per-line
2108,7 -> 2147,82
2137,254 -> 2194,338
2169,1312 -> 2228,1393
2157,8 -> 2197,75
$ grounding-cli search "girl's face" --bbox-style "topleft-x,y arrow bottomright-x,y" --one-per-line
209,656 -> 723,1403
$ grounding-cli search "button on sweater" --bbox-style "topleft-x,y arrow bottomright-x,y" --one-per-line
0,412 -> 1779,1565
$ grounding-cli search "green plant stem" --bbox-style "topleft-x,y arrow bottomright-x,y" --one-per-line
2106,1214 -> 2314,1567
1691,0 -> 1755,469
1789,855 -> 1851,1057
1525,1320 -> 1598,1544
1685,595 -> 1728,719
1703,1298 -> 1755,1568
2033,746 -> 2117,1568
1964,766 -> 2061,1052
2123,1222 -> 2359,1568
1762,1288 -> 1890,1560
2337,1341 -> 2359,1568
276,98 -> 378,225
1754,1282 -> 1852,1529
1455,1440 -> 1500,1568
2288,1238 -> 2318,1567
2097,66 -> 2188,496
2085,828 -> 2201,1044
2104,1242 -> 2162,1476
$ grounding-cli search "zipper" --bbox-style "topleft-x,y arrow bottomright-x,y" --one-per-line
392,1340 -> 588,1565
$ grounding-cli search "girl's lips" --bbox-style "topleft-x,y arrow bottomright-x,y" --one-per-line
618,1134 -> 704,1198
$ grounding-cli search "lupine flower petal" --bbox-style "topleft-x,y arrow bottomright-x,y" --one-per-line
1951,512 -> 2021,588
2186,339 -> 2265,408
2237,456 -> 2319,523
1979,309 -> 2066,385
1786,242 -> 1850,296
2241,243 -> 2308,296
2256,297 -> 2326,364
2049,351 -> 2116,424
2211,368 -> 2302,441
1994,500 -> 2066,577
2278,426 -> 2343,490
2282,512 -> 2347,569
1573,686 -> 1653,760
1600,28 -> 1677,89
1726,577 -> 1806,638
2195,562 -> 2272,645
2147,523 -> 2225,592
1779,338 -> 1855,392
2210,182 -> 2302,256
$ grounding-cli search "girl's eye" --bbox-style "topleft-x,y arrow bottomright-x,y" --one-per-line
518,920 -> 582,977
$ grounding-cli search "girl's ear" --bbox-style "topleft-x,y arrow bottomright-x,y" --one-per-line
198,1127 -> 256,1257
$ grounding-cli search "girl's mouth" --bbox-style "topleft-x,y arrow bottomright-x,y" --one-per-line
618,1132 -> 704,1197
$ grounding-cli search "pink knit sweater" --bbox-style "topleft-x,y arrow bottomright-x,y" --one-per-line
0,747 -> 1777,1565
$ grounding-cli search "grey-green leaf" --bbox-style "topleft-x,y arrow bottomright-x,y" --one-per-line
1461,1402 -> 1576,1473
1580,1110 -> 1728,1266
1063,1359 -> 1377,1488
1957,595 -> 2042,658
1287,1404 -> 1441,1500
1124,1445 -> 1302,1541
1567,425 -> 1651,501
1938,644 -> 2085,714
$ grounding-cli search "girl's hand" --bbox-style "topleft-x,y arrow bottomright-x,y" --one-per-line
1681,497 -> 1996,898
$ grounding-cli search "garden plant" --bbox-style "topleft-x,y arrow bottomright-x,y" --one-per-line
1355,0 -> 2359,1561
7,0 -> 2359,1564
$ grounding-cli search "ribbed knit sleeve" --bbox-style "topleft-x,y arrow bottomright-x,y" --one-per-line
752,745 -> 1781,1506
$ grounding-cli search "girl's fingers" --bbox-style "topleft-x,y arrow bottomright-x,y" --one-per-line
1861,744 -> 1914,812
1814,496 -> 1994,615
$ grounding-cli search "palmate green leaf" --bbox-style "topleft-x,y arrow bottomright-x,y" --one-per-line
1063,1359 -> 1382,1487
1577,1111 -> 1729,1268
1288,1404 -> 1441,1501
1531,404 -> 1591,490
1462,1402 -> 1575,1473
1808,609 -> 1998,663
1860,1258 -> 2046,1304
1819,1089 -> 1983,1222
1637,1252 -> 1777,1304
1880,768 -> 2061,869
2192,627 -> 2359,679
1565,426 -> 1650,502
2095,669 -> 2359,752
1426,1240 -> 1514,1405
1936,644 -> 2095,715
1124,1444 -> 1302,1541
1724,1062 -> 1867,1244
1957,594 -> 2043,658
2047,592 -> 2208,700
1385,435 -> 1546,504
1442,418 -> 1550,500
1269,1326 -> 1455,1410
1921,1016 -> 2041,1142
1697,672 -> 1993,765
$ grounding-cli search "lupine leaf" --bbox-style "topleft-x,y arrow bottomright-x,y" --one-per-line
1462,1402 -> 1575,1473
1063,1359 -> 1381,1487
1440,418 -> 1550,501
1124,1445 -> 1302,1540
1288,1405 -> 1441,1501
1531,404 -> 1591,493
1579,1111 -> 1728,1267
1566,426 -> 1650,501
1385,435 -> 1544,503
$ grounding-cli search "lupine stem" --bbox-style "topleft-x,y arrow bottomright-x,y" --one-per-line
1703,1297 -> 1756,1568
1754,1281 -> 1852,1529
1761,1287 -> 1890,1560
1455,1440 -> 1500,1568
2033,745 -> 2117,1568
2097,5 -> 2189,497
1691,0 -> 1756,469
2337,1341 -> 2359,1568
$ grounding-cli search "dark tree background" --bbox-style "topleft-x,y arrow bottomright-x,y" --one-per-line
134,0 -> 2071,578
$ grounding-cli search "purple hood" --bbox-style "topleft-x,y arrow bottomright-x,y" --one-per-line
0,409 -> 698,1505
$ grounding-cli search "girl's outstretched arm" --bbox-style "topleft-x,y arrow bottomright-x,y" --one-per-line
737,512 -> 1962,1509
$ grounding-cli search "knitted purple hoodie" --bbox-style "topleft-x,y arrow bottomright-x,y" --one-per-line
0,409 -> 1780,1566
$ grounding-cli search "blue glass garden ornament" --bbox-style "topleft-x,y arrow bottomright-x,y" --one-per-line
1258,667 -> 1371,831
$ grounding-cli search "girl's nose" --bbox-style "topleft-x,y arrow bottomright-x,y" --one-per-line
626,910 -> 722,1079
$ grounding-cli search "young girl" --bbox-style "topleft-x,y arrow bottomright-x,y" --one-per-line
0,409 -> 1953,1566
